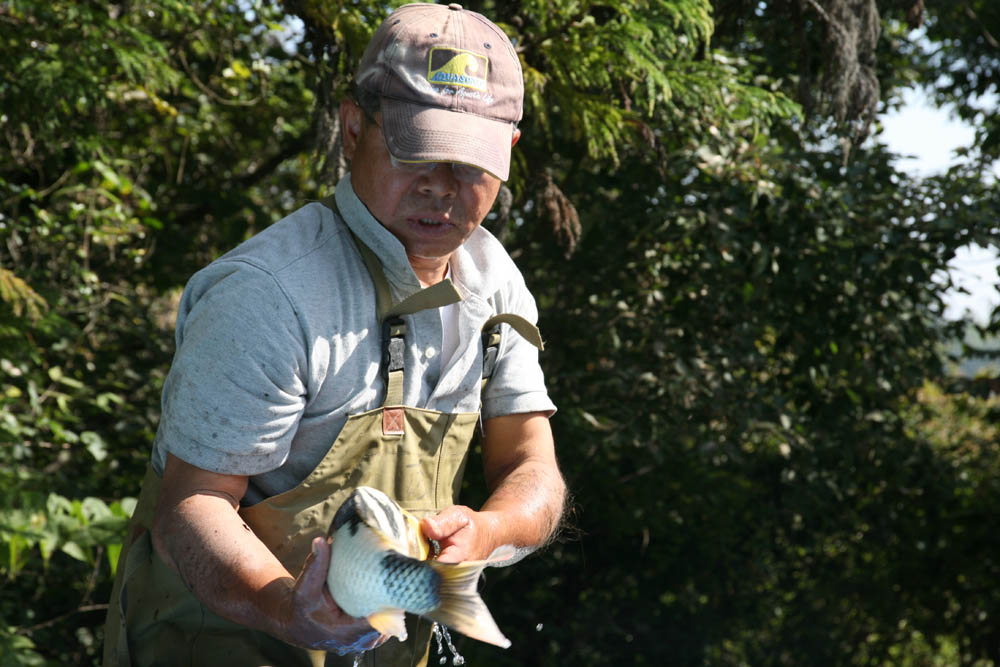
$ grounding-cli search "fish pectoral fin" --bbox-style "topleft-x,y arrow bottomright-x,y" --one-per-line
404,512 -> 431,560
368,609 -> 408,642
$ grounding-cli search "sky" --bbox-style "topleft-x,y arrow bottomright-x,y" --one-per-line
878,88 -> 1000,327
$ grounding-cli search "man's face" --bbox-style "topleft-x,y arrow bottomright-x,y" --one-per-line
341,100 -> 517,271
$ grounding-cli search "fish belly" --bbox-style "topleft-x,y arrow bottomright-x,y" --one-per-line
328,526 -> 397,618
328,523 -> 441,619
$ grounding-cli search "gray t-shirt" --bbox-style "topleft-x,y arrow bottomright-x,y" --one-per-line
151,175 -> 555,504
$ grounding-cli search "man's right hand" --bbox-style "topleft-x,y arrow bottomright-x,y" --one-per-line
280,535 -> 385,655
152,454 -> 384,656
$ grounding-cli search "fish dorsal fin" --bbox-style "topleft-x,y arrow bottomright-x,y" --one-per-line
352,487 -> 432,558
360,521 -> 404,555
352,486 -> 432,559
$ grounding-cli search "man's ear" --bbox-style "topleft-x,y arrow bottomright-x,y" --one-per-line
511,128 -> 521,148
340,99 -> 363,161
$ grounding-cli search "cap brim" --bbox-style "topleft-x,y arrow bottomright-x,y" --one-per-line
380,99 -> 514,181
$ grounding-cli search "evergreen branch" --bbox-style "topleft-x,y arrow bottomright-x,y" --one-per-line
176,49 -> 261,108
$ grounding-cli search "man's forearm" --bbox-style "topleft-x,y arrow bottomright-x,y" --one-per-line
480,412 -> 566,552
151,454 -> 382,652
422,413 -> 566,564
480,458 -> 566,551
152,491 -> 297,638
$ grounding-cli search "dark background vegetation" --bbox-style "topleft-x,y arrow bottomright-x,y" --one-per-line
2,1 -> 1000,664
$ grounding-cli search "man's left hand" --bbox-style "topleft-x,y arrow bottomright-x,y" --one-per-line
420,506 -> 497,563
421,412 -> 565,567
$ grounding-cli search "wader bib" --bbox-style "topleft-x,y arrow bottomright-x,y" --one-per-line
103,210 -> 542,667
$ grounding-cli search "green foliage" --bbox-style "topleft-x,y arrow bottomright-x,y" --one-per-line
465,137 -> 992,664
911,0 -> 1000,164
0,491 -> 135,579
1,0 -> 999,665
508,0 -> 716,162
0,628 -> 46,667
1,0 -> 319,662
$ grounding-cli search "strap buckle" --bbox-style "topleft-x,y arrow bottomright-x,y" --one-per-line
481,324 -> 502,382
384,316 -> 406,376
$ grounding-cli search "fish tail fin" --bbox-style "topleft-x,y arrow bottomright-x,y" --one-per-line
426,559 -> 511,649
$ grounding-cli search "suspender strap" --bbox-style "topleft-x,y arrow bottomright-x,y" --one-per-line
480,313 -> 544,387
481,313 -> 544,351
321,196 -> 545,401
349,227 -> 395,324
481,324 -> 502,388
348,233 -> 461,406
322,196 -> 461,408
383,316 -> 407,406
384,279 -> 462,319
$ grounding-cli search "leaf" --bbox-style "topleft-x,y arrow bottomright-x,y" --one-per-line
107,542 -> 123,577
81,496 -> 112,522
114,497 -> 138,519
60,541 -> 88,562
0,268 -> 48,321
579,409 -> 620,432
229,59 -> 252,80
0,628 -> 46,666
81,431 -> 108,462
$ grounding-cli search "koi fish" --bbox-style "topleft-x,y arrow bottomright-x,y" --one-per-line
326,486 -> 512,649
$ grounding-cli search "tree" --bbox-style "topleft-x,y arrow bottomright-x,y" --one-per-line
1,1 -> 318,661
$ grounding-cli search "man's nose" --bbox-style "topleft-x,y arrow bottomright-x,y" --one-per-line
417,163 -> 459,198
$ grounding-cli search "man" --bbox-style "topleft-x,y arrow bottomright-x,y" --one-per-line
103,3 -> 565,666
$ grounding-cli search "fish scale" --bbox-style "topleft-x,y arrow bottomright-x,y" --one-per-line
326,486 -> 512,649
380,551 -> 441,614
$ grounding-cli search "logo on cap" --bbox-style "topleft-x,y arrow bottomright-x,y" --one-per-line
427,47 -> 488,92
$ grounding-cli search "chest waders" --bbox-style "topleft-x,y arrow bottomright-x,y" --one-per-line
102,218 -> 542,667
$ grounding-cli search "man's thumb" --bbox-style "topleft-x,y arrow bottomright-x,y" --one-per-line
422,508 -> 469,540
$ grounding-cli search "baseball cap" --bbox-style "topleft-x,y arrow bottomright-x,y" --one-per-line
355,2 -> 524,181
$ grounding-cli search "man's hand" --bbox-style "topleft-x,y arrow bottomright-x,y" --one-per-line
153,454 -> 384,655
278,536 -> 384,654
420,506 -> 499,563
420,413 -> 565,566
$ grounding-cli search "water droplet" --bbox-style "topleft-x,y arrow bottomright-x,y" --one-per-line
432,623 -> 445,654
536,623 -> 544,631
430,622 -> 466,666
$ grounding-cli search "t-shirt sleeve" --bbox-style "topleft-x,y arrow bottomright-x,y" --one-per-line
480,275 -> 557,421
153,261 -> 308,476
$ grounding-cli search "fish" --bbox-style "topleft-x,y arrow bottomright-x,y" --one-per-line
325,486 -> 512,649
